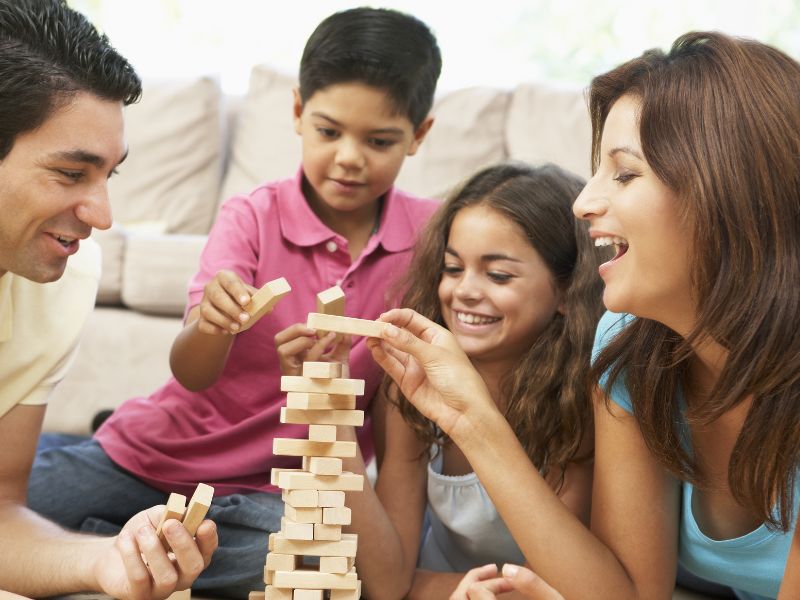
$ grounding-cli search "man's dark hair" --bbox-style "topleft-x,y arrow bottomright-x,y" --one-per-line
0,0 -> 141,160
299,7 -> 441,128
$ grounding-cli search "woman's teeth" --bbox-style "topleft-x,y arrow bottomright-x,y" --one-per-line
456,312 -> 501,325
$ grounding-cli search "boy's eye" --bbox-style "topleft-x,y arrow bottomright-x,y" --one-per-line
369,138 -> 396,149
317,127 -> 338,139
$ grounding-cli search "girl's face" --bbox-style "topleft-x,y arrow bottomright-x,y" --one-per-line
438,203 -> 562,366
572,94 -> 694,328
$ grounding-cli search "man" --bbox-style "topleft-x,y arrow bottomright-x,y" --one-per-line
0,1 -> 217,598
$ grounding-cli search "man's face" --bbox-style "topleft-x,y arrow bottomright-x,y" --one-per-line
0,92 -> 127,282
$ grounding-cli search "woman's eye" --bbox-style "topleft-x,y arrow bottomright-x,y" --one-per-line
613,172 -> 637,184
488,272 -> 512,283
442,265 -> 463,276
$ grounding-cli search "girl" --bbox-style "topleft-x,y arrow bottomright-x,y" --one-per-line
368,32 -> 800,600
340,162 -> 606,599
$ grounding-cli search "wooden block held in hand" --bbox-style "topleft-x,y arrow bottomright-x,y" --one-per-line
316,285 -> 345,316
156,492 -> 186,549
302,361 -> 342,379
307,313 -> 385,339
241,277 -> 291,332
308,424 -> 337,442
182,483 -> 214,536
281,376 -> 365,396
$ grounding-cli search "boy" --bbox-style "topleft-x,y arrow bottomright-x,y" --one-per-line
28,7 -> 441,597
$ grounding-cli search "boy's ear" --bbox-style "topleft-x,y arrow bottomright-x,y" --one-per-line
406,116 -> 434,156
292,87 -> 303,135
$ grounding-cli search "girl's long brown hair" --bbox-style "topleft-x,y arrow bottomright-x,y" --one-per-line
390,162 -> 607,482
589,32 -> 800,530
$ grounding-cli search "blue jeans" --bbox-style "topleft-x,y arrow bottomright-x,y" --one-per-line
28,439 -> 283,599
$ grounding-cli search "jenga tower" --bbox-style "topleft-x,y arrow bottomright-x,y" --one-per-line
263,360 -> 365,600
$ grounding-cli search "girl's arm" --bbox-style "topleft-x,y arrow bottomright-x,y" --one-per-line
340,393 -> 429,600
369,309 -> 681,600
170,270 -> 256,390
778,522 -> 800,598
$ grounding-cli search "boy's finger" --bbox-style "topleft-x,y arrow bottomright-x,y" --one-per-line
200,302 -> 243,334
274,324 -> 316,346
218,272 -> 252,307
305,333 -> 335,362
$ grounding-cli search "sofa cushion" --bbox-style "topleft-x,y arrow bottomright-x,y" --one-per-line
395,87 -> 510,200
121,234 -> 207,316
92,225 -> 126,305
109,76 -> 223,234
505,83 -> 592,180
219,66 -> 300,204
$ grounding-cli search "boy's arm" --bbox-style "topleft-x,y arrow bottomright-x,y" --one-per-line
170,269 -> 256,391
0,404 -> 216,598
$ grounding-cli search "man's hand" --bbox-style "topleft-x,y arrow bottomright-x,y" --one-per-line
92,505 -> 217,600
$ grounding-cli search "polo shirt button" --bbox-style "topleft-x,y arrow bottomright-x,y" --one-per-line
325,240 -> 337,253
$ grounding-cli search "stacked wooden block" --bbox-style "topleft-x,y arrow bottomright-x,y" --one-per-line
263,360 -> 366,600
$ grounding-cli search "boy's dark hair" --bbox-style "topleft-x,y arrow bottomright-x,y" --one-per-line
0,0 -> 141,160
299,7 -> 441,128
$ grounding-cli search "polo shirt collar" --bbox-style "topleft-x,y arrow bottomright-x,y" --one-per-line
277,166 -> 418,253
0,272 -> 13,342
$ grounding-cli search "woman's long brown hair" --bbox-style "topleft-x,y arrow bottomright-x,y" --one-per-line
589,31 -> 800,530
389,162 -> 607,483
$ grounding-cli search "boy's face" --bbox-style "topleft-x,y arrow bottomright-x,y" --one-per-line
294,82 -> 431,216
0,92 -> 126,282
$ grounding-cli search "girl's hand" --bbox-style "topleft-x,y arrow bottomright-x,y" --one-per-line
196,270 -> 257,335
274,324 -> 351,376
366,308 -> 495,440
451,564 -> 565,600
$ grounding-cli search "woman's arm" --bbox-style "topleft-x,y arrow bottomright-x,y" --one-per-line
778,522 -> 800,598
369,309 -> 681,600
340,394 -> 429,600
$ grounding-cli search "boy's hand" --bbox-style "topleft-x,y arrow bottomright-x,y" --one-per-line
196,270 -> 257,335
275,324 -> 352,376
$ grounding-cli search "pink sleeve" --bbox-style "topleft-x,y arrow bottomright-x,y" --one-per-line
185,195 -> 261,312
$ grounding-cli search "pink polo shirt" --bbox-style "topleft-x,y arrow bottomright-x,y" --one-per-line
96,169 -> 438,496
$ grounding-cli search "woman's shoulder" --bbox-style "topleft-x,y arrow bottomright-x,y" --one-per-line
593,311 -> 635,357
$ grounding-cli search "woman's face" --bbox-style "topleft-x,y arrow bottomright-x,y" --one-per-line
437,203 -> 562,366
572,94 -> 695,328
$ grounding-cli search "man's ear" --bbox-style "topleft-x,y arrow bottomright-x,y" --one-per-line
407,116 -> 434,156
292,87 -> 303,135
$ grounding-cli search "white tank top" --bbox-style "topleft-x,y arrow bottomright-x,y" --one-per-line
417,451 -> 525,571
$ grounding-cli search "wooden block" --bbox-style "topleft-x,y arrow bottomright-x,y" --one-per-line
285,504 -> 322,523
240,278 -> 291,332
281,376 -> 365,396
314,523 -> 342,541
273,438 -> 356,458
308,424 -> 337,442
266,552 -> 299,572
316,285 -> 346,316
317,490 -> 346,507
323,506 -> 351,525
285,393 -> 356,410
182,483 -> 214,536
307,313 -> 385,339
165,589 -> 191,600
248,592 -> 266,600
308,456 -> 343,476
277,470 -> 364,492
268,532 -> 276,551
273,569 -> 358,590
265,586 -> 292,600
271,532 -> 358,557
330,583 -> 361,600
319,556 -> 353,574
281,516 -> 313,540
281,407 -> 365,427
293,591 -> 323,600
263,565 -> 274,585
283,489 -> 318,508
302,362 -> 342,379
156,492 -> 186,549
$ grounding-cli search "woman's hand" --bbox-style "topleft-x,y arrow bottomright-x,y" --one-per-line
451,564 -> 564,600
367,308 -> 495,440
274,323 -> 351,376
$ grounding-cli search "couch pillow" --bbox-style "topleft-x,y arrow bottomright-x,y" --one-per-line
92,225 -> 126,305
109,76 -> 223,234
121,233 -> 207,316
395,87 -> 510,200
505,83 -> 592,180
219,66 -> 300,205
